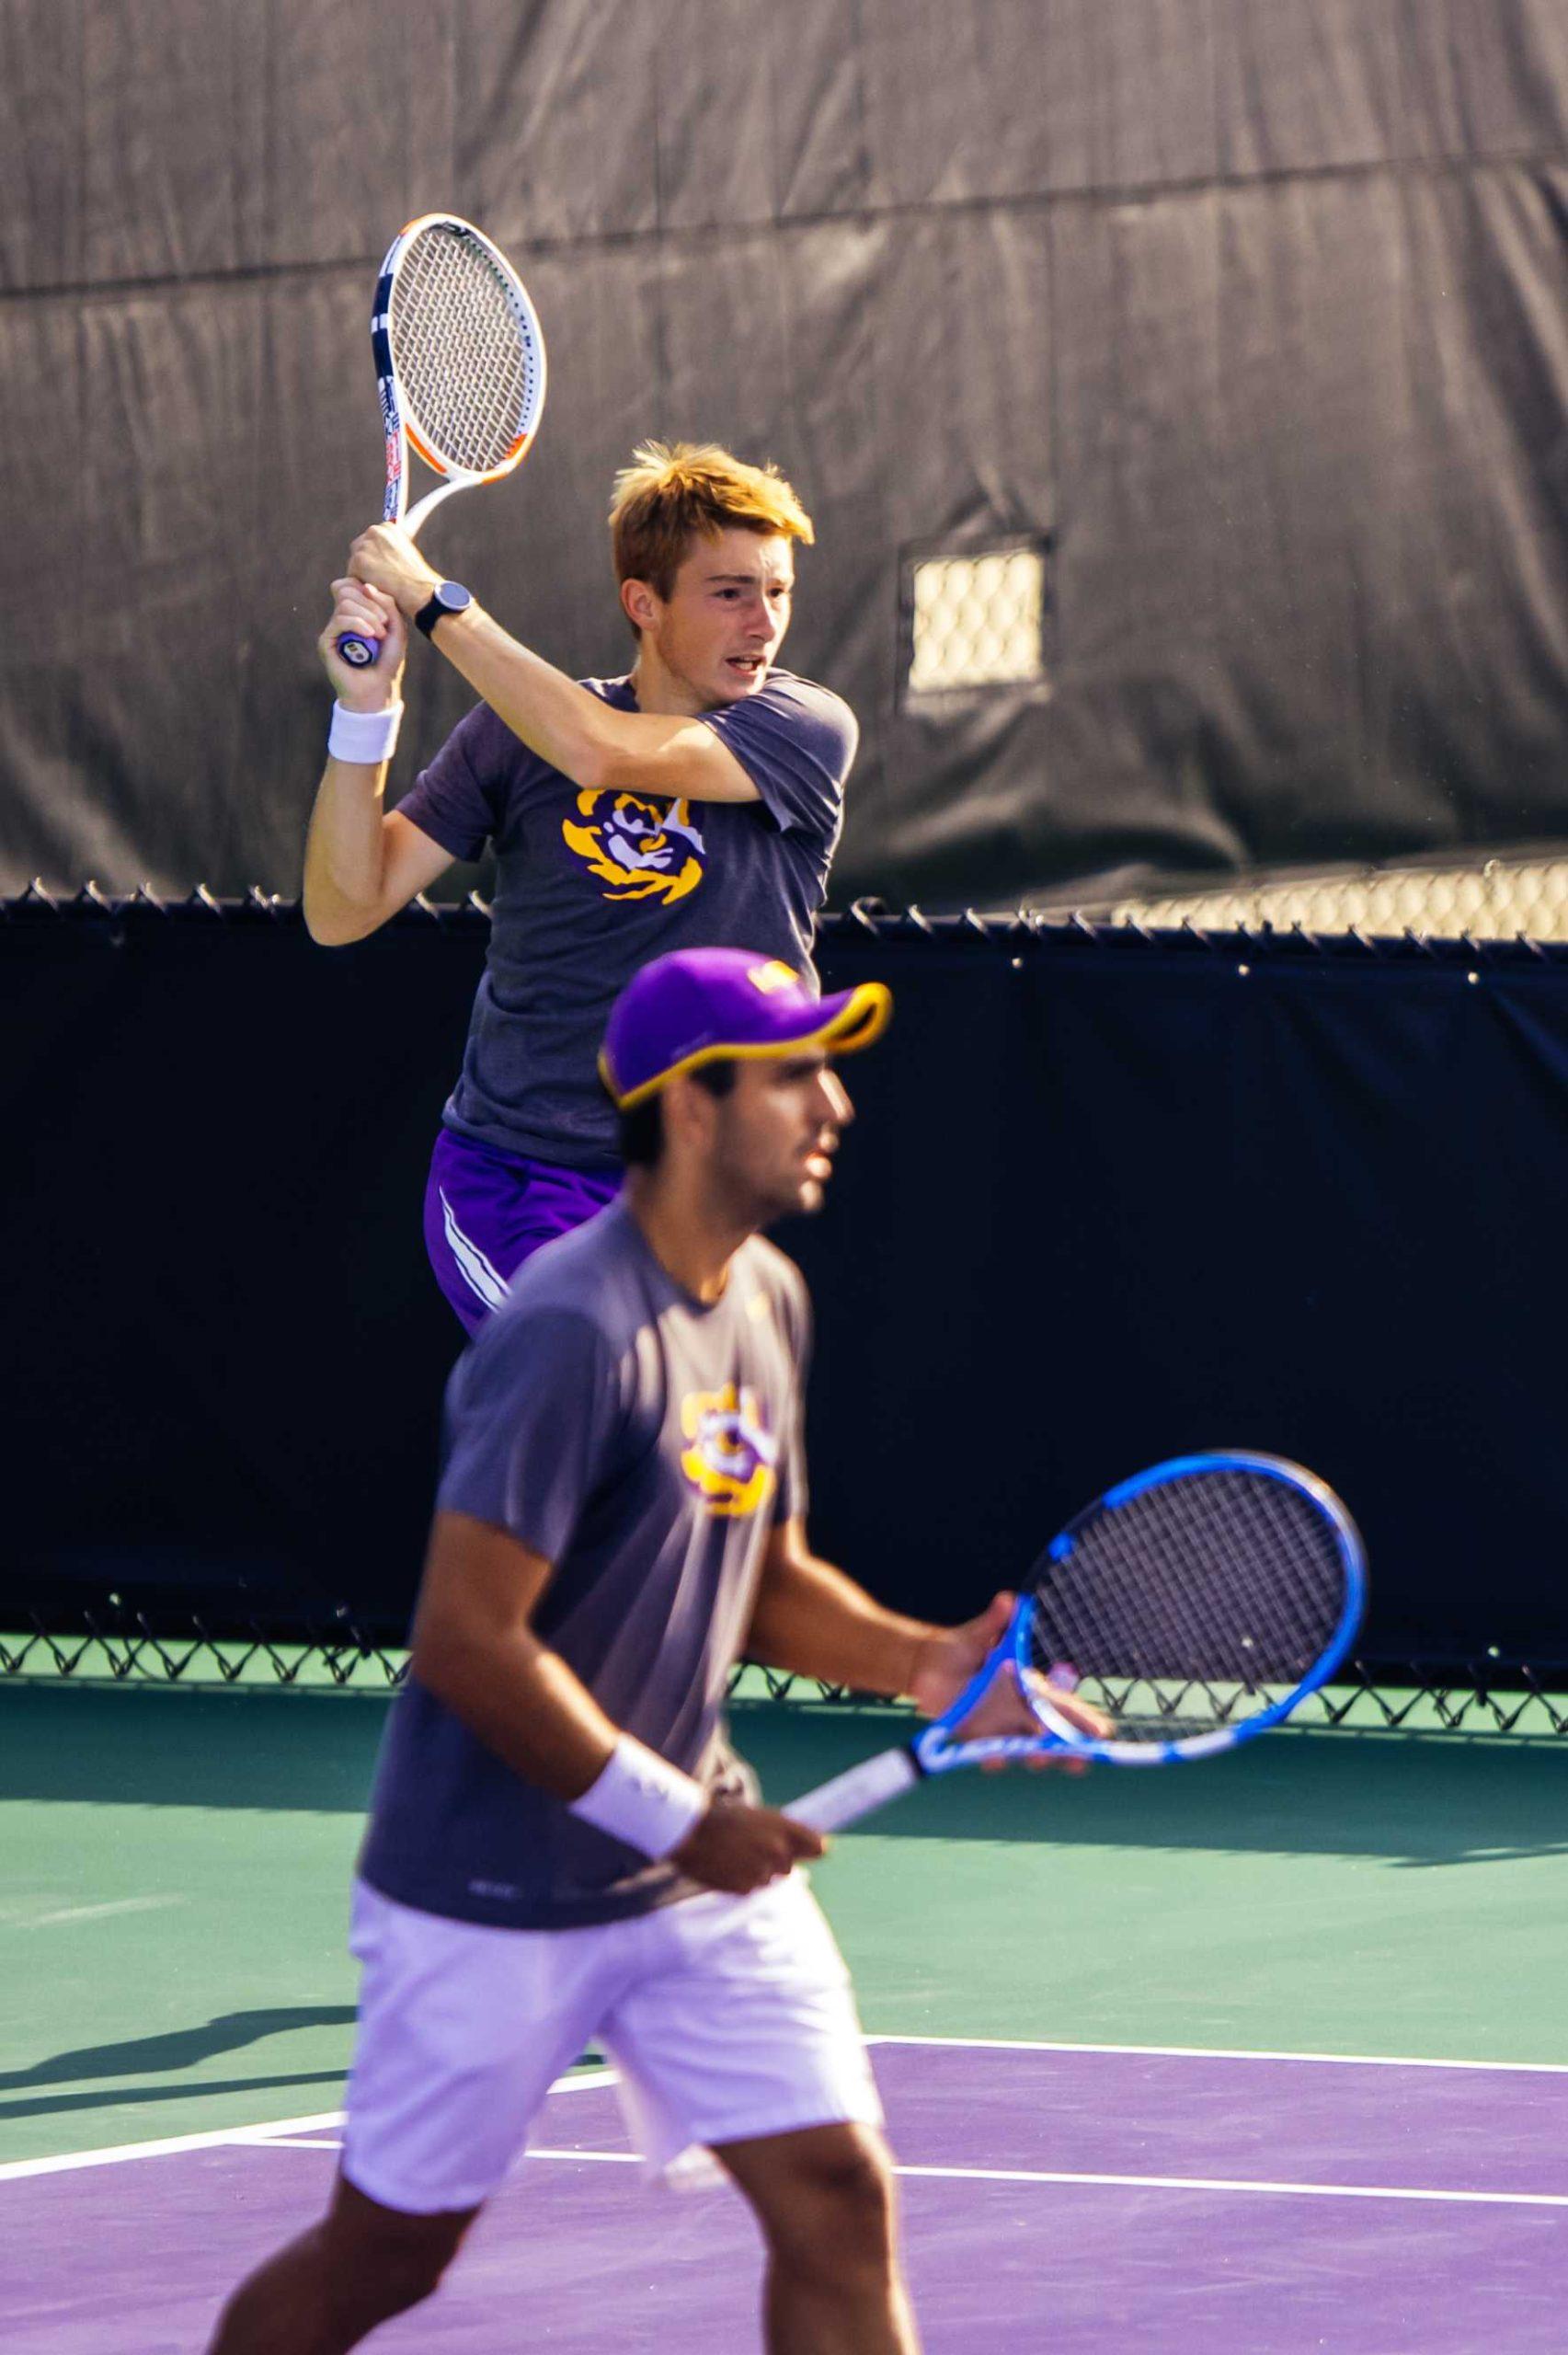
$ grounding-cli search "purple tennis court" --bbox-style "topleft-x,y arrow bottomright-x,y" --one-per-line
7,2038 -> 1566,2352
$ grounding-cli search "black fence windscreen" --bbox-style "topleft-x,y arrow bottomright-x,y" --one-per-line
4,3 -> 1566,906
4,899 -> 1565,1701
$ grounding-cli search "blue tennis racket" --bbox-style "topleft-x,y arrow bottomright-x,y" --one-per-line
790,1452 -> 1367,1832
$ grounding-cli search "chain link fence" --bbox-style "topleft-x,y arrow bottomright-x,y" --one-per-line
1064,850 -> 1568,946
6,886 -> 1564,1732
4,1611 -> 1565,1739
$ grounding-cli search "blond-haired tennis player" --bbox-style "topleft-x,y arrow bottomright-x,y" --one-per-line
306,442 -> 856,1330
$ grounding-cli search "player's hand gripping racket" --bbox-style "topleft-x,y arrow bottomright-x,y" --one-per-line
336,213 -> 546,669
790,1452 -> 1367,1832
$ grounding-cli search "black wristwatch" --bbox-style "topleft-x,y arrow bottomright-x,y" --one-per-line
415,580 -> 475,638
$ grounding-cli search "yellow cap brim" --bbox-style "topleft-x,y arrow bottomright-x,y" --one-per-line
600,981 -> 893,1111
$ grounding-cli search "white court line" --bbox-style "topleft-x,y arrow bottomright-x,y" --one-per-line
6,2034 -> 1567,2187
866,2034 -> 1568,2076
0,2071 -> 617,2184
220,2138 -> 1568,2212
12,1897 -> 184,1930
508,2149 -> 1568,2212
891,2165 -> 1568,2211
0,2111 -> 349,2183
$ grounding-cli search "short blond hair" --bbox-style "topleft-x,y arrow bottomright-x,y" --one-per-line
609,441 -> 814,607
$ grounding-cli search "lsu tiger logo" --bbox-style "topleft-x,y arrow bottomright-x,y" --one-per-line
680,1383 -> 778,1519
562,790 -> 705,905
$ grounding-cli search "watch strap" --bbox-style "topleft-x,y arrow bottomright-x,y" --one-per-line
415,583 -> 472,640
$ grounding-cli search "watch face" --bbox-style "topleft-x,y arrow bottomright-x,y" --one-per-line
418,580 -> 473,638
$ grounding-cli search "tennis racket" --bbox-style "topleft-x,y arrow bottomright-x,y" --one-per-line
790,1452 -> 1366,1832
336,213 -> 547,669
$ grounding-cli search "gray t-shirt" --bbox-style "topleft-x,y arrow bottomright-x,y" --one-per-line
358,1199 -> 810,1929
396,671 -> 855,1166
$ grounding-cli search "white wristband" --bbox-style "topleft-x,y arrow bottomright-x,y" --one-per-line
567,1735 -> 709,1860
328,700 -> 403,765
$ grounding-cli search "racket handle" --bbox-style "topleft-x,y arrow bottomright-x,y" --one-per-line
788,1746 -> 921,1833
336,630 -> 382,669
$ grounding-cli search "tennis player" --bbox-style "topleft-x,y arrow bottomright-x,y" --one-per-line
306,442 -> 857,1334
207,948 -> 1104,2355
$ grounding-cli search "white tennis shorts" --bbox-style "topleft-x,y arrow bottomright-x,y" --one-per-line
341,1872 -> 884,2215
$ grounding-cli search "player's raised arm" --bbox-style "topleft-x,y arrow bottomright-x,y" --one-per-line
347,442 -> 841,810
302,579 -> 457,945
347,523 -> 763,804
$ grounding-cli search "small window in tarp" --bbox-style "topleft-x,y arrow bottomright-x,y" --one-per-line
902,537 -> 1051,698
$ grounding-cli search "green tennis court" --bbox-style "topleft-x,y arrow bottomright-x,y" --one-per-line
6,1673 -> 1565,2173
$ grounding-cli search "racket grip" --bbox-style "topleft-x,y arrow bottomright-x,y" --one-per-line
336,630 -> 382,669
788,1747 -> 921,1833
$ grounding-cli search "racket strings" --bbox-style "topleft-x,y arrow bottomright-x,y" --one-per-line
1027,1471 -> 1348,1742
390,227 -> 540,473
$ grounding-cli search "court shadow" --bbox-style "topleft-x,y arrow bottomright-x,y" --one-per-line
0,2069 -> 349,2126
0,2006 -> 356,2096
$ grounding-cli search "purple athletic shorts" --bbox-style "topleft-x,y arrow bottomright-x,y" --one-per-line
422,1128 -> 622,1337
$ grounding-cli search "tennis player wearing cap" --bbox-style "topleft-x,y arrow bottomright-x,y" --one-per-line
308,442 -> 856,1333
208,948 -> 1104,2355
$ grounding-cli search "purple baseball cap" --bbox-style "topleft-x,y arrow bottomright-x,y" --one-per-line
600,948 -> 893,1110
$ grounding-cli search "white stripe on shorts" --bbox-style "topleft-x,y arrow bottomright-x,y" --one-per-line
440,1188 -> 510,1313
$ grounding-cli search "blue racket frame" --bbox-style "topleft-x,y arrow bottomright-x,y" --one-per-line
1013,1449 -> 1367,1767
790,1450 -> 1368,1832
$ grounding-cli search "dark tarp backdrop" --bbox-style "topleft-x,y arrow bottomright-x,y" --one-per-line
3,902 -> 1565,1663
2,0 -> 1565,906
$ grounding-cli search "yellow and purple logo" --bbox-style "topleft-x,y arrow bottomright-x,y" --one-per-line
680,1383 -> 778,1518
562,791 -> 705,904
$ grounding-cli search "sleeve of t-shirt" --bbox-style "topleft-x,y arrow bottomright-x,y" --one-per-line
697,675 -> 856,847
394,705 -> 517,863
436,1307 -> 621,1565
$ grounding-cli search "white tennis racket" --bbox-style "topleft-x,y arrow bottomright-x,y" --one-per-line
337,213 -> 547,669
